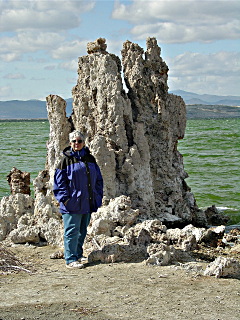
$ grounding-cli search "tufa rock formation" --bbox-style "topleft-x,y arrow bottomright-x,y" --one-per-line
45,37 -> 206,226
7,167 -> 30,196
204,256 -> 240,278
4,38 -> 233,269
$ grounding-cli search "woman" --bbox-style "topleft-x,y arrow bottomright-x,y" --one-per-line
53,130 -> 103,268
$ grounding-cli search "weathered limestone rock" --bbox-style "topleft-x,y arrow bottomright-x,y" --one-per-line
9,214 -> 40,244
0,170 -> 63,245
87,37 -> 107,54
145,225 -> 205,266
0,194 -> 34,241
33,170 -> 63,245
38,216 -> 63,246
33,170 -> 50,196
225,228 -> 240,244
166,226 -> 198,251
88,223 -> 152,263
7,167 -> 30,195
204,256 -> 240,278
35,37 -> 206,229
231,244 -> 240,254
199,225 -> 225,247
45,95 -> 72,189
146,243 -> 177,266
25,96 -> 71,246
89,195 -> 140,236
84,195 -> 196,264
204,205 -> 230,225
68,37 -> 206,226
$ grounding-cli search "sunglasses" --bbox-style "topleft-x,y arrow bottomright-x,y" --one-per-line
71,139 -> 83,143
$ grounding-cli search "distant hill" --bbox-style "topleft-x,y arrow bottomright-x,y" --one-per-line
185,104 -> 240,119
0,91 -> 239,120
170,90 -> 240,106
0,99 -> 73,119
0,100 -> 47,119
169,90 -> 240,119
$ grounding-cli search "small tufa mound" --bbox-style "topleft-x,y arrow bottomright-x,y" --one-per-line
87,38 -> 107,54
7,167 -> 30,195
204,205 -> 230,225
204,256 -> 240,278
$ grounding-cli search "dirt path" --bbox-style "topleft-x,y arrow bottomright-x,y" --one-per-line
0,245 -> 239,320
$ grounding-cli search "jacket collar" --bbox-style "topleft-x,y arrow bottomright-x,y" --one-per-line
63,146 -> 90,159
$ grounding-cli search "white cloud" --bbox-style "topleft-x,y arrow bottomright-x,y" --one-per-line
0,0 -> 239,100
0,0 -> 95,32
51,38 -> 124,64
113,0 -> 240,43
131,20 -> 240,44
54,39 -> 126,70
167,51 -> 240,95
168,51 -> 240,76
0,85 -> 12,99
51,40 -> 88,60
0,0 -> 96,62
107,39 -> 124,56
0,32 -> 65,61
58,59 -> 79,72
0,52 -> 21,62
4,73 -> 25,79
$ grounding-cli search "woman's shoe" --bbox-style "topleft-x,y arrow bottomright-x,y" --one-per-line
66,261 -> 84,269
78,256 -> 88,262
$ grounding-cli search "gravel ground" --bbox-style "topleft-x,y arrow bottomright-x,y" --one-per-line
0,245 -> 239,320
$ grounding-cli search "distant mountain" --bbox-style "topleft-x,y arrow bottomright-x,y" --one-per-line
0,91 -> 239,120
0,100 -> 47,119
185,104 -> 240,119
170,90 -> 240,106
0,99 -> 73,119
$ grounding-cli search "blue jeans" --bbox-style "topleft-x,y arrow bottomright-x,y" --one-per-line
62,212 -> 91,265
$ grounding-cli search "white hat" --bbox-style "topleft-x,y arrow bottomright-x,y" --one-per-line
69,130 -> 85,142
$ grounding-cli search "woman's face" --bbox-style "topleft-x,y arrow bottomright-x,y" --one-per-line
70,136 -> 85,151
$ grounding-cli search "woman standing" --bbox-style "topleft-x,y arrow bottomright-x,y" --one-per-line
53,130 -> 103,268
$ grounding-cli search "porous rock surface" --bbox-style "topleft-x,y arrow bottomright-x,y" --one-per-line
71,38 -> 206,224
7,167 -> 30,196
0,194 -> 34,241
204,256 -> 240,278
3,37 -> 234,270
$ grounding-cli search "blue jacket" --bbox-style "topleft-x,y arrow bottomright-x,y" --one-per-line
53,146 -> 103,215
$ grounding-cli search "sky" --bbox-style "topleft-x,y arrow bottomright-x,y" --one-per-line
0,0 -> 239,101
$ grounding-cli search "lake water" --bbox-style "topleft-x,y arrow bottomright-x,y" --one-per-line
0,118 -> 239,224
0,120 -> 49,197
178,118 -> 239,224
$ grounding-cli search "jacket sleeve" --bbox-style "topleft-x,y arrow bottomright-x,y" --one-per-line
53,166 -> 70,204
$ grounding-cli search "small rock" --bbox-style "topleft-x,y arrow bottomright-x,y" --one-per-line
204,256 -> 240,278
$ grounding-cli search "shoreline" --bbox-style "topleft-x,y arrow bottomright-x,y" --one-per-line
1,115 -> 239,121
0,118 -> 48,121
